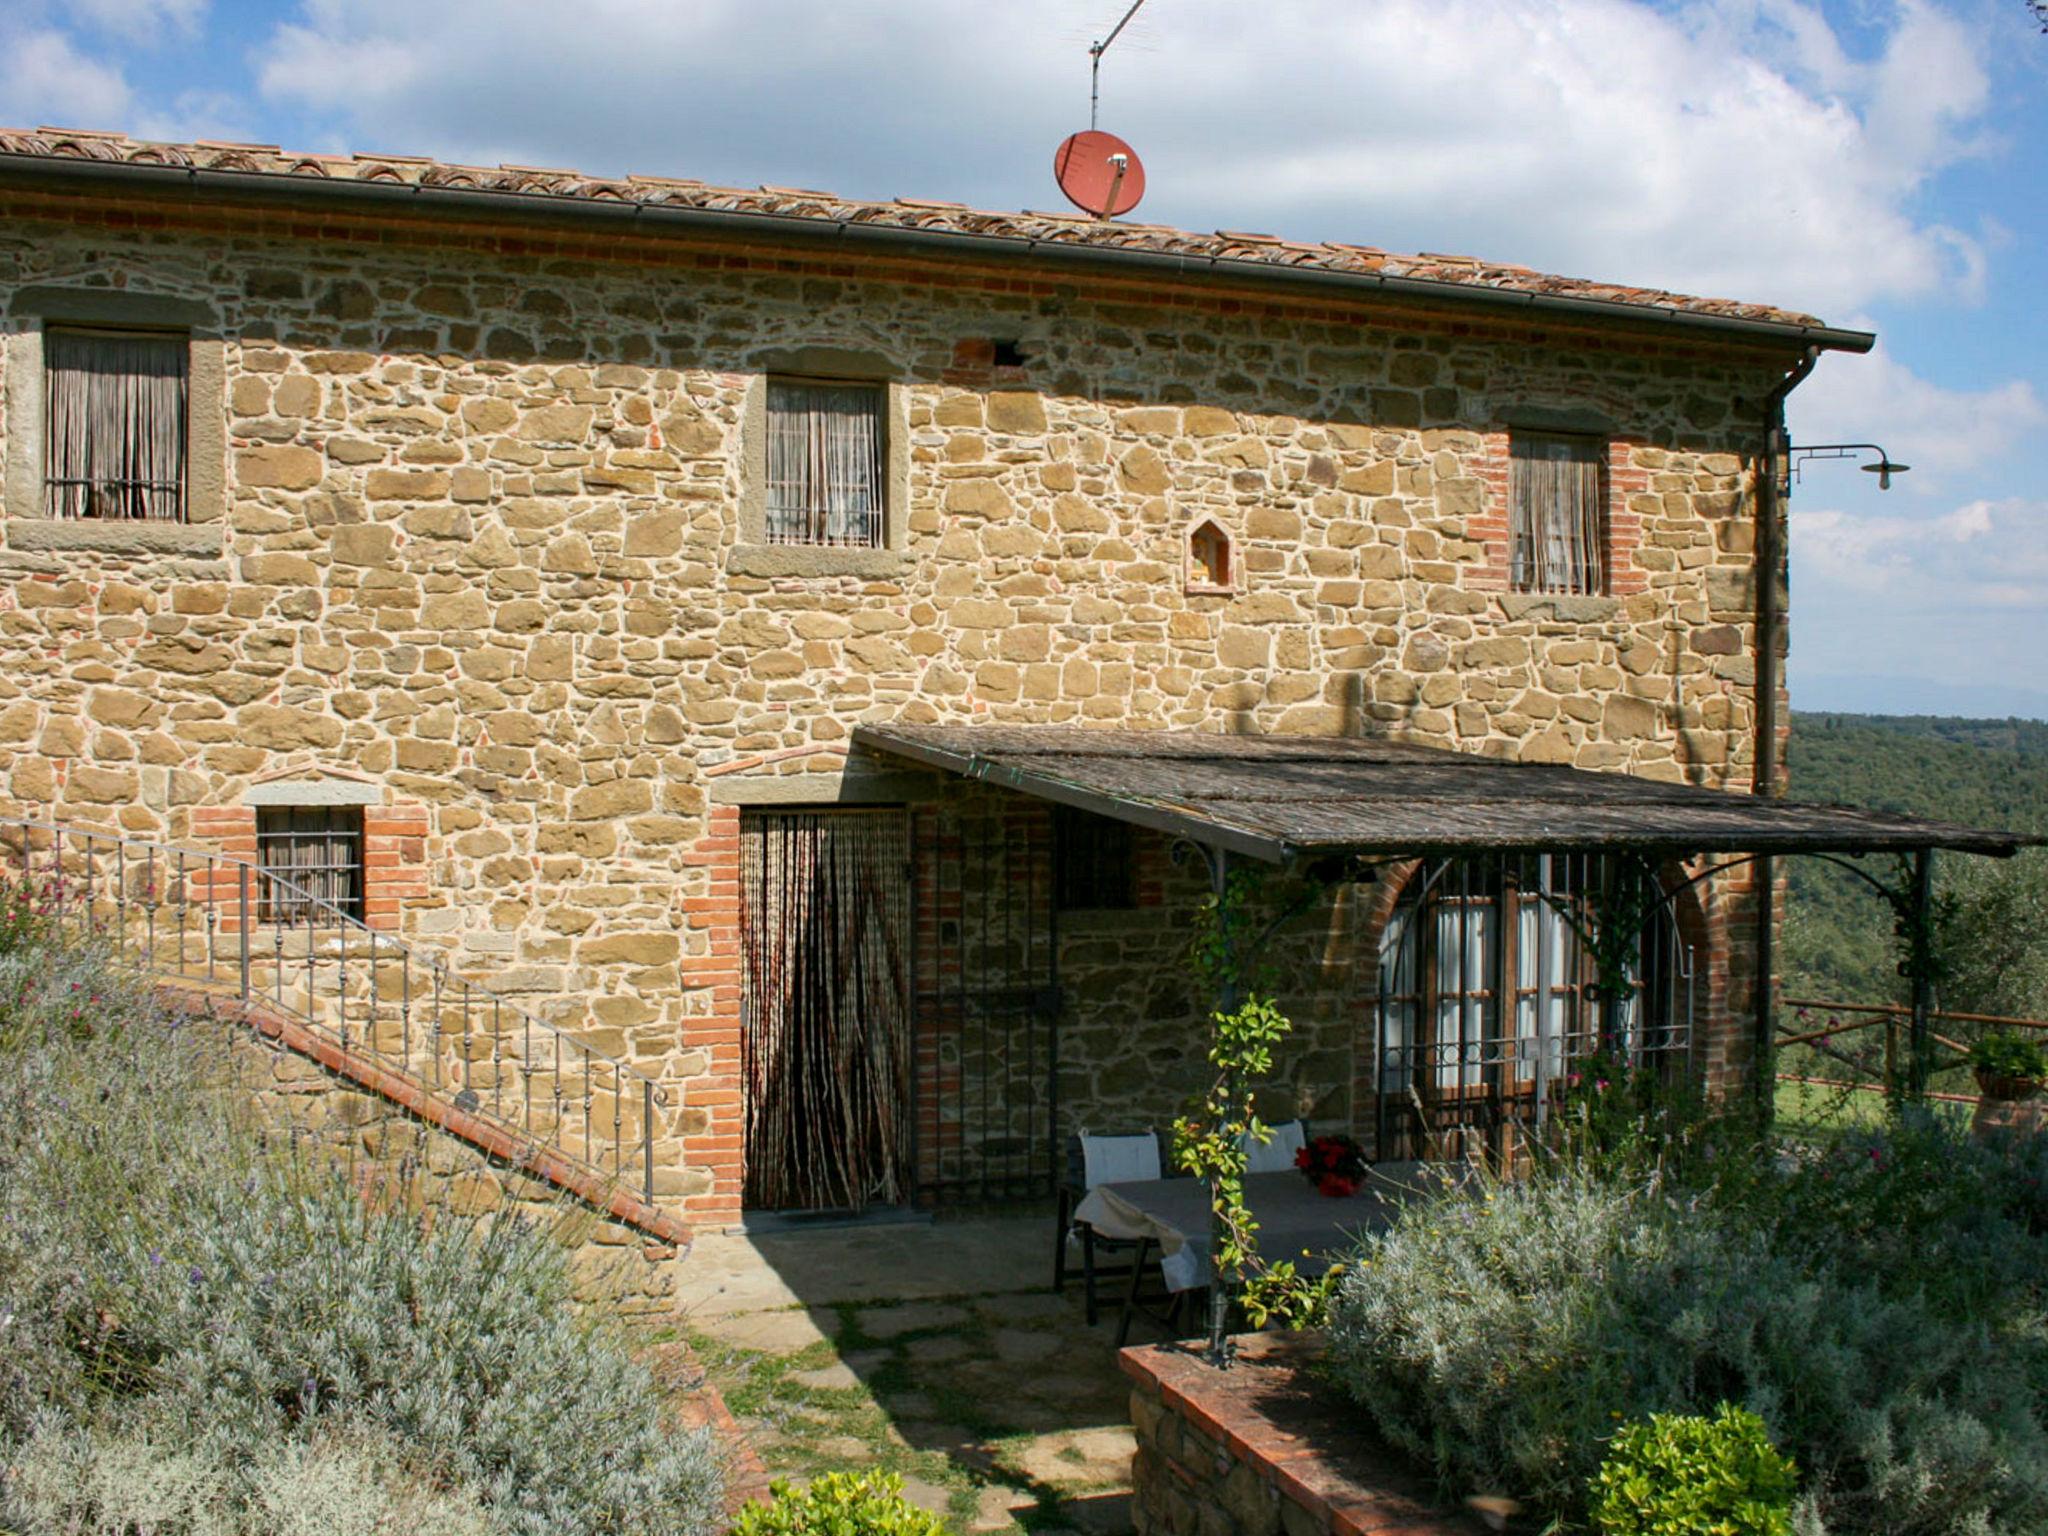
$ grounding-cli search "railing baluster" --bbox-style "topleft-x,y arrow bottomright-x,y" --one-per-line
115,841 -> 125,958
492,998 -> 502,1121
144,845 -> 156,970
369,932 -> 380,1062
644,1079 -> 655,1207
238,863 -> 250,1004
204,855 -> 217,983
338,914 -> 348,1057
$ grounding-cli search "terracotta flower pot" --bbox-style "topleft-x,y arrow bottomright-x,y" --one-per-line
1975,1067 -> 2045,1102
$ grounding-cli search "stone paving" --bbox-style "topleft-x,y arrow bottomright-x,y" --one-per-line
675,1212 -> 1146,1533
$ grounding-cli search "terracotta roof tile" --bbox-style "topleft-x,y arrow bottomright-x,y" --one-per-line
0,124 -> 1832,332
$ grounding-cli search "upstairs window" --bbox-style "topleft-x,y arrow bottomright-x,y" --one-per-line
764,378 -> 885,547
1509,432 -> 1604,595
1054,806 -> 1137,912
44,328 -> 189,521
258,806 -> 365,924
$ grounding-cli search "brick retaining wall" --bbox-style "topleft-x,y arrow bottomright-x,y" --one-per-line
1121,1333 -> 1502,1536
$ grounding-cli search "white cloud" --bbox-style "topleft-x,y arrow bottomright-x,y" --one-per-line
65,0 -> 208,42
1793,341 -> 2047,491
247,0 -> 1996,318
1800,496 -> 2048,609
0,27 -> 132,127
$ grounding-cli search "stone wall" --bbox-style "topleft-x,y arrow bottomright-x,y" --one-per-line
0,185 -> 1792,1221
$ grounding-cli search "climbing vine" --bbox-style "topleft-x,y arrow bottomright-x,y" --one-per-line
1172,860 -> 1345,1364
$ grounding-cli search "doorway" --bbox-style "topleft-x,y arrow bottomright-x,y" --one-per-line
738,809 -> 913,1212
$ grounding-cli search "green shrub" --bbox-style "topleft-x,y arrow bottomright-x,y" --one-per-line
1968,1031 -> 2048,1081
0,932 -> 724,1536
1589,1404 -> 1797,1536
731,1472 -> 951,1536
1324,1121 -> 2048,1534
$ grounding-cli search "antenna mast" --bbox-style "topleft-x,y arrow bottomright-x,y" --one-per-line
1089,0 -> 1150,131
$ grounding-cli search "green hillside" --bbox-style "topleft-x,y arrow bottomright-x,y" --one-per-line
1783,713 -> 2048,1014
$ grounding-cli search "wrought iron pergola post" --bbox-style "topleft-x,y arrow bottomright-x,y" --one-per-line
1203,842 -> 1237,1368
1907,848 -> 1936,1099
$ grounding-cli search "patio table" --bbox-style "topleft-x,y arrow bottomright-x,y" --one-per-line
1072,1160 -> 1454,1338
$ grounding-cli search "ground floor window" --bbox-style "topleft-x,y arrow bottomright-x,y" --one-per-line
256,806 -> 364,923
1375,854 -> 1695,1154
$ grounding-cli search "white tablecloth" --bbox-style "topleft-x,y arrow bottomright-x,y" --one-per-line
1071,1160 -> 1452,1292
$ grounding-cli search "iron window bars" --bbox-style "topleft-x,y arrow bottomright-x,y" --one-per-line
44,327 -> 189,521
257,806 -> 365,924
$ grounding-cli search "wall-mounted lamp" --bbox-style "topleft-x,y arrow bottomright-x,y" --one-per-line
1781,442 -> 1910,496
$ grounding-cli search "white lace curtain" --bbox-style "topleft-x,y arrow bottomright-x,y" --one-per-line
764,380 -> 884,547
1510,433 -> 1604,594
44,329 -> 188,521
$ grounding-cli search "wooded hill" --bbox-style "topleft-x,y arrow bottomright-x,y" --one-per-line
1782,713 -> 2048,1013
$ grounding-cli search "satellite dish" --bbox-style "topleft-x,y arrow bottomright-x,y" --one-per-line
1054,130 -> 1146,219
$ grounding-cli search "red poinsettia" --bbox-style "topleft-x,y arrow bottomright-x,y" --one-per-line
1294,1133 -> 1369,1198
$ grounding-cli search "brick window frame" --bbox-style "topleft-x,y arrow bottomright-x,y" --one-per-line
1470,425 -> 1647,598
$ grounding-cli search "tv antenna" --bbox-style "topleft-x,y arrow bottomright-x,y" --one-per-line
1089,0 -> 1150,131
1056,0 -> 1151,220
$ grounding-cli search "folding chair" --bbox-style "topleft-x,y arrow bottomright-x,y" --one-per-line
1052,1129 -> 1163,1326
1242,1117 -> 1309,1174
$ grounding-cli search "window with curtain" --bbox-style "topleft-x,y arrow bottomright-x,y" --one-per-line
1509,432 -> 1604,595
257,806 -> 365,924
43,328 -> 189,521
764,378 -> 886,547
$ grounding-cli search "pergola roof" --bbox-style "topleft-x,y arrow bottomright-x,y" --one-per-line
852,724 -> 2038,865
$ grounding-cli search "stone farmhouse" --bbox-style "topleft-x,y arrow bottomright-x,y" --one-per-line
0,126 -> 2012,1241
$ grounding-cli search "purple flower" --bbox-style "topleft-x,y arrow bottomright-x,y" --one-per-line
149,1250 -> 163,1268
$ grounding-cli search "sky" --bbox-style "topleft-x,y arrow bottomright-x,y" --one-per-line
2,0 -> 2043,719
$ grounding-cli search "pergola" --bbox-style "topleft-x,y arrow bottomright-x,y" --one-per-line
853,722 -> 2036,1099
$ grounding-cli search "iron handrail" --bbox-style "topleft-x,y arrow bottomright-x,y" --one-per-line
0,814 -> 669,1211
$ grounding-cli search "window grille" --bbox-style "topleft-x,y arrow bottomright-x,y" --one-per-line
43,328 -> 189,521
1377,855 -> 1692,1114
1053,807 -> 1136,911
1509,432 -> 1604,594
257,806 -> 365,923
764,379 -> 885,547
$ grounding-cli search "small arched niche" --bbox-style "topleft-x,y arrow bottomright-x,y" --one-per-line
1185,517 -> 1236,595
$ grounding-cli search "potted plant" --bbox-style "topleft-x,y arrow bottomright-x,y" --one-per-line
1970,1033 -> 2048,1102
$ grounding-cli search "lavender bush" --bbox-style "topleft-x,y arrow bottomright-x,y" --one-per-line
1325,1113 -> 2048,1534
0,920 -> 722,1536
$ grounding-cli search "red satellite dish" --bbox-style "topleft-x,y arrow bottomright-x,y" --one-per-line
1054,130 -> 1146,219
